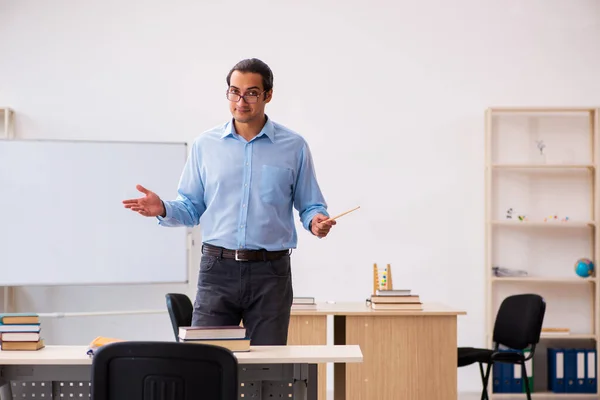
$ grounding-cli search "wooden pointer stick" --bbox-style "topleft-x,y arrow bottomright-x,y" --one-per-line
326,206 -> 360,222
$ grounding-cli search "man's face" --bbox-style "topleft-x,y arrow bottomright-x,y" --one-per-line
227,70 -> 271,124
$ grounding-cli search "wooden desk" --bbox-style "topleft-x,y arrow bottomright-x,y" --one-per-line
0,344 -> 363,400
289,302 -> 466,400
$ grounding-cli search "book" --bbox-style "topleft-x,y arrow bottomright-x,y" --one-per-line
0,313 -> 40,325
292,297 -> 315,304
181,338 -> 251,352
178,325 -> 246,341
370,295 -> 421,304
375,289 -> 411,296
86,336 -> 125,356
371,302 -> 423,310
1,332 -> 41,342
1,339 -> 45,351
292,296 -> 317,310
0,324 -> 41,333
292,304 -> 317,310
542,327 -> 570,335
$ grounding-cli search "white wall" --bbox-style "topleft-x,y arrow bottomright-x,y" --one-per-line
1,0 -> 599,393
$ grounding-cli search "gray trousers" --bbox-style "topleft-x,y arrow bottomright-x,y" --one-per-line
192,251 -> 294,345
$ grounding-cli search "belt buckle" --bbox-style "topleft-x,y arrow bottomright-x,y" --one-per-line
235,250 -> 248,261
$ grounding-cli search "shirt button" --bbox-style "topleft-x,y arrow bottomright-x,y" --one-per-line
245,184 -> 248,187
240,225 -> 244,228
242,204 -> 246,207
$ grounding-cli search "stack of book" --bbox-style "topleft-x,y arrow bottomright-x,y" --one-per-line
178,325 -> 250,352
0,313 -> 44,351
370,289 -> 422,310
291,297 -> 317,310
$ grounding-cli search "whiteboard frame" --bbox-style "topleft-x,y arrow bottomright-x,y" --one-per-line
0,137 -> 194,287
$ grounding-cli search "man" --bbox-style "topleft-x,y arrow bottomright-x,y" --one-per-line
123,58 -> 335,345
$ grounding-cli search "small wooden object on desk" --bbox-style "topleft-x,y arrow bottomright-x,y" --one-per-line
372,263 -> 393,293
370,264 -> 422,310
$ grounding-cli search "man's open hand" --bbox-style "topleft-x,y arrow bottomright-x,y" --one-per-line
122,184 -> 165,217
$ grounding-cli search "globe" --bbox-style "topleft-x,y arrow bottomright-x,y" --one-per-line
574,258 -> 595,278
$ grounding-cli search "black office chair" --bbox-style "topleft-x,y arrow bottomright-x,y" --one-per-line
91,341 -> 238,400
458,294 -> 546,400
165,293 -> 193,342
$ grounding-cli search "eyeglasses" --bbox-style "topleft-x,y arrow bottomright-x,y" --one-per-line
226,90 -> 266,104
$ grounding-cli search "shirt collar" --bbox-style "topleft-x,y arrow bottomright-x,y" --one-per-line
221,116 -> 275,143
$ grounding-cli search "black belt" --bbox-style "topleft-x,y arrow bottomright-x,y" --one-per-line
201,244 -> 290,262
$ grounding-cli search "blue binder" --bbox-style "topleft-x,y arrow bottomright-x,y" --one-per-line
547,348 -> 566,392
496,348 -> 524,393
575,349 -> 587,393
492,362 -> 503,393
585,349 -> 597,393
564,348 -> 577,392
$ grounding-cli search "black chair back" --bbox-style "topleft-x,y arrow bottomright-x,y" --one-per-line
91,341 -> 238,400
165,293 -> 193,342
493,293 -> 546,350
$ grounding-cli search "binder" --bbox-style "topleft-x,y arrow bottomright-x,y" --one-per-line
492,362 -> 503,393
564,348 -> 577,392
547,348 -> 565,392
502,361 -> 512,392
585,349 -> 597,393
576,349 -> 586,392
511,362 -> 523,392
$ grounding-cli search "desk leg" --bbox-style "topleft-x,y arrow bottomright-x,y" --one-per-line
288,315 -> 327,399
336,315 -> 458,400
0,377 -> 12,400
307,363 -> 318,400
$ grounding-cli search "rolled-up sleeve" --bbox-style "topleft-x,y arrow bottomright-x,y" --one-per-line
293,142 -> 329,232
157,140 -> 206,227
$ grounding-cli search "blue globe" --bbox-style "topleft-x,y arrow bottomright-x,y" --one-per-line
574,258 -> 595,278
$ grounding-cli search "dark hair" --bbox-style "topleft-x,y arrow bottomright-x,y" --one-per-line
226,58 -> 274,94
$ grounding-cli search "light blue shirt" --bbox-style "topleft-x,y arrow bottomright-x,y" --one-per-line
158,116 -> 329,251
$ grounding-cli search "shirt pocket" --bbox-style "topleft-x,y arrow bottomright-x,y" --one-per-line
260,165 -> 293,205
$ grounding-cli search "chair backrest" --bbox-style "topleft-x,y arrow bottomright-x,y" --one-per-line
493,293 -> 546,350
165,293 -> 193,342
91,341 -> 238,400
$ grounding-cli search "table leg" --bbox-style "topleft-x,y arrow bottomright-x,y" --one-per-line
288,315 -> 327,399
0,377 -> 13,400
307,363 -> 318,400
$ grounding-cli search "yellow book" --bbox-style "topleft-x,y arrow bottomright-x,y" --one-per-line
87,336 -> 125,356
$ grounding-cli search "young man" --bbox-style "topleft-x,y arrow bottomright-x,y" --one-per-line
123,58 -> 335,345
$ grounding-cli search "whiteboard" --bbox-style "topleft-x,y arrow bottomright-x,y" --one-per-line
0,139 -> 190,286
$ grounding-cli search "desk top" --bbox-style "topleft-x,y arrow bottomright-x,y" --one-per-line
291,302 -> 467,316
0,345 -> 363,365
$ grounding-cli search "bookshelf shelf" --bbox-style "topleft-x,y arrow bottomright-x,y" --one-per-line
492,163 -> 595,170
485,107 -> 600,397
540,333 -> 597,340
492,220 -> 595,228
491,277 -> 596,284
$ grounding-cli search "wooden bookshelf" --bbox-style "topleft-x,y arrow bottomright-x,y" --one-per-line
485,107 -> 600,398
